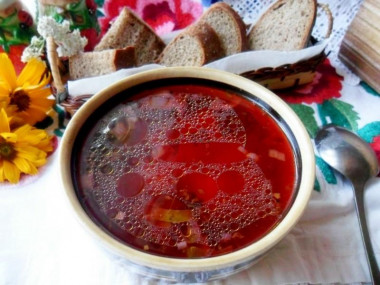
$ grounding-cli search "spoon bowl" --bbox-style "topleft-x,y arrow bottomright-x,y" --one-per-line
315,125 -> 379,183
315,125 -> 379,284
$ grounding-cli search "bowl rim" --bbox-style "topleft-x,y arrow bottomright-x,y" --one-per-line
59,66 -> 315,272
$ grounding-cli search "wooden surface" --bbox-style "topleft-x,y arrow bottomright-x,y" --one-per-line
339,0 -> 380,92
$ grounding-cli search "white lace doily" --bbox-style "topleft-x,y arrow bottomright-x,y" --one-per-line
226,0 -> 363,85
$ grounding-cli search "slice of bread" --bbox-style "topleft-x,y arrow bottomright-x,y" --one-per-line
69,46 -> 136,79
157,23 -> 224,67
94,7 -> 165,66
199,2 -> 247,56
248,0 -> 317,51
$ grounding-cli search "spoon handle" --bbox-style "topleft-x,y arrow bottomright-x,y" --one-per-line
352,181 -> 380,284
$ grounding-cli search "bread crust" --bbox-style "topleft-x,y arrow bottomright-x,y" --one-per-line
95,7 -> 165,66
248,0 -> 317,51
113,46 -> 136,69
187,23 -> 225,63
200,2 -> 248,55
69,46 -> 136,80
157,23 -> 224,66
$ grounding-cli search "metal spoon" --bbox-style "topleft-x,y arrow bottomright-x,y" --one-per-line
315,124 -> 380,284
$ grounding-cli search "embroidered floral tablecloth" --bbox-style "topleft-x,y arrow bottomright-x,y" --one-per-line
1,0 -> 380,284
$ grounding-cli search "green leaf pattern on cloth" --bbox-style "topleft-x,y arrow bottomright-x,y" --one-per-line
294,101 -> 379,190
53,104 -> 67,137
314,176 -> 321,192
276,60 -> 379,190
42,0 -> 100,32
0,10 -> 36,52
360,82 -> 380,97
289,104 -> 319,138
95,0 -> 105,6
318,99 -> 360,131
358,122 -> 380,144
316,155 -> 337,186
67,0 -> 100,32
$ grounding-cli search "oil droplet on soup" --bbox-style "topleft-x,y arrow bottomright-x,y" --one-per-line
117,173 -> 145,197
74,84 -> 296,258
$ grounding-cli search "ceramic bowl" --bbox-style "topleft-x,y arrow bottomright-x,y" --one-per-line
59,67 -> 315,283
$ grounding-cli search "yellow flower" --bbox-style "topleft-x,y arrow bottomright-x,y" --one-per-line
0,109 -> 53,184
0,53 -> 54,126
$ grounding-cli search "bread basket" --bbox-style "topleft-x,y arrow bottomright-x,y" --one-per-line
48,3 -> 333,115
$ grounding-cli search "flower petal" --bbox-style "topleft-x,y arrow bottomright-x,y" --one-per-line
15,126 -> 50,145
12,156 -> 33,174
0,81 -> 10,96
15,145 -> 47,162
23,73 -> 51,92
0,163 -> 4,182
0,132 -> 17,142
17,58 -> 48,87
27,87 -> 53,100
0,53 -> 17,90
14,156 -> 39,175
12,106 -> 48,126
36,137 -> 53,153
31,98 -> 55,111
0,110 -> 52,183
0,108 -> 10,133
3,160 -> 21,184
13,124 -> 32,137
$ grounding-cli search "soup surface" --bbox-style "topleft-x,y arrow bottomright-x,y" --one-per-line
72,81 -> 297,258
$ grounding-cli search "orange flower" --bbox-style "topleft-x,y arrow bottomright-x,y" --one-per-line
0,53 -> 54,126
0,109 -> 53,183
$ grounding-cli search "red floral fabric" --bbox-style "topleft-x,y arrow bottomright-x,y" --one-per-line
277,59 -> 343,104
0,45 -> 26,74
100,0 -> 203,35
371,136 -> 380,166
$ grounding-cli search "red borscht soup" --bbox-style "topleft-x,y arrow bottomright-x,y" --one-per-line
72,80 -> 297,258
